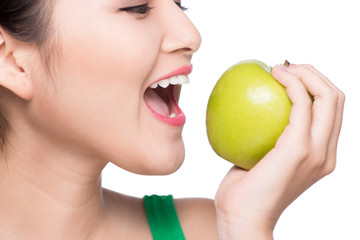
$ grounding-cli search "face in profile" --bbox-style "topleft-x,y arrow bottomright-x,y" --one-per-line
23,0 -> 201,175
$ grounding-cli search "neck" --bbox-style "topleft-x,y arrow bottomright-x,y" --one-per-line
0,136 -> 108,239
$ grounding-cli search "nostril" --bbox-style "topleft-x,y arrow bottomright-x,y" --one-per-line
183,47 -> 193,52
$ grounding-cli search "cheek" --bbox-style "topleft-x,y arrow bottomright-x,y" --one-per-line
53,3 -> 162,126
30,7 -> 185,173
57,12 -> 160,88
51,17 -> 161,127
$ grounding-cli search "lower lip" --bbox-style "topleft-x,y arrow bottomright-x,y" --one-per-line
145,105 -> 186,127
145,86 -> 186,127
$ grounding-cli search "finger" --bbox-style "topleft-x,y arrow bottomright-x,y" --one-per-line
299,64 -> 341,93
325,87 -> 345,168
328,91 -> 345,148
285,65 -> 339,148
298,65 -> 346,152
272,65 -> 312,141
286,64 -> 334,100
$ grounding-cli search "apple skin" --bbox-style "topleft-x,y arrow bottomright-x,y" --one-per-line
206,60 -> 291,170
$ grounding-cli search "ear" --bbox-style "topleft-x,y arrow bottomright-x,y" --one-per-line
0,28 -> 34,100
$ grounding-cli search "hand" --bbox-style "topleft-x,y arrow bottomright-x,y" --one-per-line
215,64 -> 345,240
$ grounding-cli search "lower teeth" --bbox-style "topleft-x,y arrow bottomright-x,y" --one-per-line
169,113 -> 176,118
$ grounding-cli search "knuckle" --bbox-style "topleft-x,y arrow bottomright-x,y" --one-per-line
323,158 -> 337,175
338,90 -> 346,104
323,88 -> 339,105
304,64 -> 316,71
294,141 -> 312,160
316,154 -> 337,176
293,64 -> 308,72
303,96 -> 313,108
310,150 -> 327,168
308,149 -> 336,176
297,64 -> 316,73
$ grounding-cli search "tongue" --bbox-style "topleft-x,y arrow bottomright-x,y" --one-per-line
144,88 -> 170,117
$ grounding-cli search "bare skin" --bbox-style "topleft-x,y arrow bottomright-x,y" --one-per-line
0,0 -> 344,239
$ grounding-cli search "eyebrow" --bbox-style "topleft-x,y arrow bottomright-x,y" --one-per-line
121,0 -> 147,6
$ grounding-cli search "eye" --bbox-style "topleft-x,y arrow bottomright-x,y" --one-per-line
119,3 -> 153,15
175,1 -> 188,11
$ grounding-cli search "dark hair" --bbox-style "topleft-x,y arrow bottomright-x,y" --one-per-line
0,0 -> 54,150
0,0 -> 53,42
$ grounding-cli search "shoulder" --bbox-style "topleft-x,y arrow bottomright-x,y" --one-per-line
100,188 -> 153,239
101,190 -> 218,239
174,197 -> 218,240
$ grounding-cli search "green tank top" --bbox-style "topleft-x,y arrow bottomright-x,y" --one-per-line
143,195 -> 186,240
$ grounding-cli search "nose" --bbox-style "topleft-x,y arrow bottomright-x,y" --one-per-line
158,1 -> 202,56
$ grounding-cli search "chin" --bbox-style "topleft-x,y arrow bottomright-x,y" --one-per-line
108,138 -> 186,176
141,142 -> 186,175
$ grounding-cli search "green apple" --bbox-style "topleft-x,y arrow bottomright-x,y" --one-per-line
206,60 -> 291,170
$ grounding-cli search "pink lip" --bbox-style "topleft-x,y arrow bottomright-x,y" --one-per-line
146,104 -> 186,127
151,65 -> 193,85
145,65 -> 192,127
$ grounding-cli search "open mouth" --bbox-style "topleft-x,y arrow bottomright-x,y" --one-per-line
144,75 -> 189,126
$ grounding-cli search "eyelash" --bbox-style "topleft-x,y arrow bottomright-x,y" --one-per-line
119,3 -> 153,14
119,2 -> 188,15
175,2 -> 188,11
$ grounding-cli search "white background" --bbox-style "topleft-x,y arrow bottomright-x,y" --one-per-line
103,0 -> 360,239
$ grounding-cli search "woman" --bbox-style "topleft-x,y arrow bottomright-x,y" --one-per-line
0,0 -> 344,239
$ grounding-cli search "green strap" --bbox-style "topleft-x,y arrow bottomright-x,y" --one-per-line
143,195 -> 186,240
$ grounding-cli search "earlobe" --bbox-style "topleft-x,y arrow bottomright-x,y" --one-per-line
0,30 -> 34,101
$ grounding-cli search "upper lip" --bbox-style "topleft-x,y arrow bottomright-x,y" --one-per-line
149,65 -> 193,86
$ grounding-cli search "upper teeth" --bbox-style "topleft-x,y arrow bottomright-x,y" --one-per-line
150,75 -> 189,89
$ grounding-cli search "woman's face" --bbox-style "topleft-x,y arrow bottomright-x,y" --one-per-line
26,0 -> 201,174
